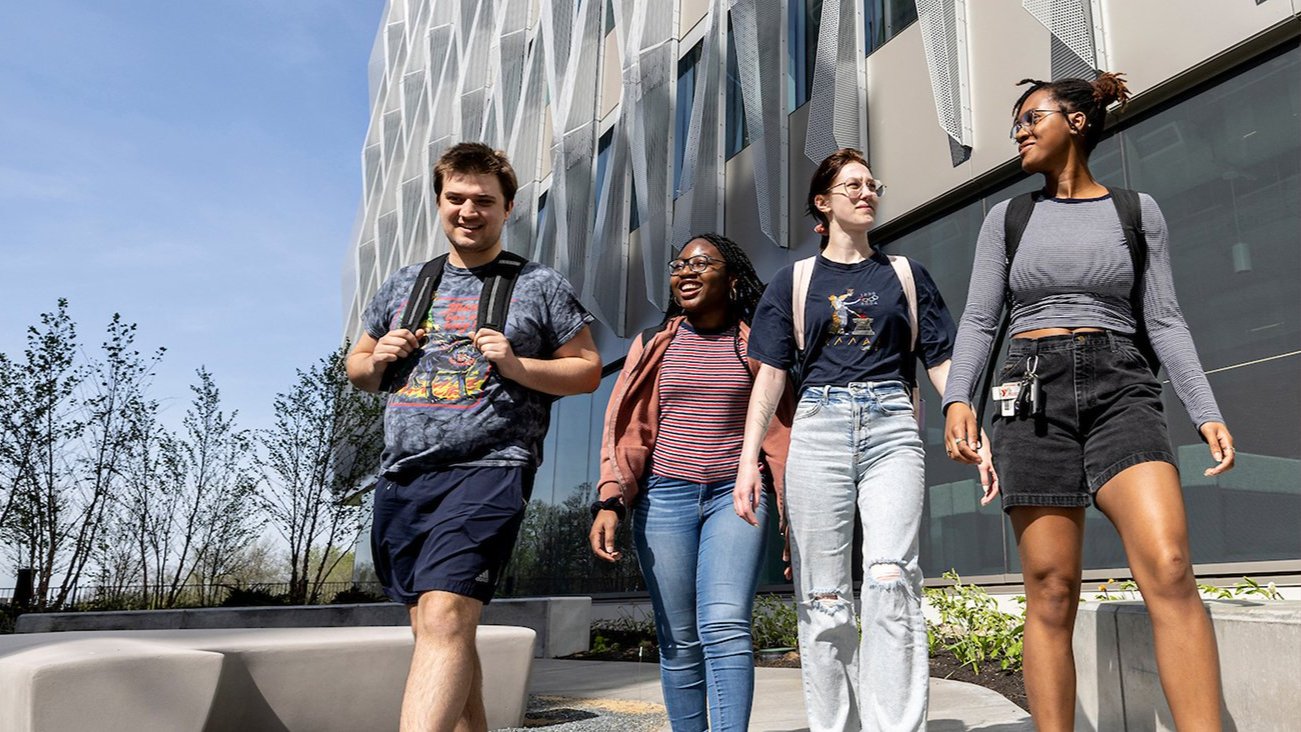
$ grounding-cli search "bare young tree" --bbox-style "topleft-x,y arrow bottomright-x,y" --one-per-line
259,346 -> 384,605
1,302 -> 161,608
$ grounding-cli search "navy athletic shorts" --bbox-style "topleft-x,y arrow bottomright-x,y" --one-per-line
371,466 -> 533,604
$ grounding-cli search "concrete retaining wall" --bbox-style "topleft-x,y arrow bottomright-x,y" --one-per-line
1074,600 -> 1301,731
15,596 -> 592,658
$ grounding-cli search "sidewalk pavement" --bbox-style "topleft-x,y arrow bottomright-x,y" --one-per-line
527,659 -> 1033,731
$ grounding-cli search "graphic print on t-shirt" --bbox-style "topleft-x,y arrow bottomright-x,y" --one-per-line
391,294 -> 491,409
825,288 -> 879,350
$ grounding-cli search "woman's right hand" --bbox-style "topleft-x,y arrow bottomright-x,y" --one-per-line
589,511 -> 622,563
733,461 -> 764,527
944,403 -> 983,465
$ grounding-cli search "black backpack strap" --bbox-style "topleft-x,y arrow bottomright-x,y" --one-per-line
1110,188 -> 1161,374
475,251 -> 528,332
974,193 -> 1036,426
398,255 -> 448,332
381,254 -> 448,392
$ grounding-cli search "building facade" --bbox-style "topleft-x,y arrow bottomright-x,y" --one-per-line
346,0 -> 1301,594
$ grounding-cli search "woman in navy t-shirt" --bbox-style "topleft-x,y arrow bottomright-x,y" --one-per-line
734,149 -> 994,731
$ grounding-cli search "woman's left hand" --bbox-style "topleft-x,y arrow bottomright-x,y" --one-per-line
1200,421 -> 1236,477
976,429 -> 999,506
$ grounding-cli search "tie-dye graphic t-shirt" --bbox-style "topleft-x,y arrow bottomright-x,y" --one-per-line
362,257 -> 593,476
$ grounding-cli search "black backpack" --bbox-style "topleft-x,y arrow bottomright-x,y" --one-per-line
974,188 -> 1160,425
379,251 -> 528,392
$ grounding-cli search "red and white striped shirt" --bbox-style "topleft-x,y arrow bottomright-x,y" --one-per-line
650,323 -> 752,483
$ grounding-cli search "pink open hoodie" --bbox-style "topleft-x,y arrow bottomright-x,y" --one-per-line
596,316 -> 795,514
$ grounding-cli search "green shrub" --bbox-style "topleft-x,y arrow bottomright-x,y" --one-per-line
219,587 -> 289,607
925,570 -> 1024,674
751,594 -> 799,650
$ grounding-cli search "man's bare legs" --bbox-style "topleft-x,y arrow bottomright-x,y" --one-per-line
401,590 -> 486,732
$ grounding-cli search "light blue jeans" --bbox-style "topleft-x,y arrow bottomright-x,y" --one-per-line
785,382 -> 928,732
633,474 -> 768,731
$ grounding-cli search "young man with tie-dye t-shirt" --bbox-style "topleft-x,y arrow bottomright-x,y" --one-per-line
347,142 -> 600,732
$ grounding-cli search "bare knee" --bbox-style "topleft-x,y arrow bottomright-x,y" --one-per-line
868,561 -> 905,585
413,593 -> 481,643
1137,549 -> 1196,602
1025,572 -> 1080,629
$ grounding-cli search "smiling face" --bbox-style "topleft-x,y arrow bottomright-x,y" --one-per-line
438,172 -> 513,256
670,239 -> 733,316
814,161 -> 879,236
1013,88 -> 1088,175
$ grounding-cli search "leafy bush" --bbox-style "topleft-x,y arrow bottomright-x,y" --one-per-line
329,585 -> 388,605
219,587 -> 289,607
1093,576 -> 1285,602
925,571 -> 1025,674
752,594 -> 799,650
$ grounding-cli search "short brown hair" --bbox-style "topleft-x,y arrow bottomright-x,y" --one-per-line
433,142 -> 518,203
806,148 -> 869,244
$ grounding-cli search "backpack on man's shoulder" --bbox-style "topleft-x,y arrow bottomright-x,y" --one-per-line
379,251 -> 528,392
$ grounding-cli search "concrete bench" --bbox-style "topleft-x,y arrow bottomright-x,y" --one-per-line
0,625 -> 535,732
16,596 -> 591,658
1074,599 -> 1301,731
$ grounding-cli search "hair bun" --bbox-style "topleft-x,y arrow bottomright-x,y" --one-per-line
1092,72 -> 1131,108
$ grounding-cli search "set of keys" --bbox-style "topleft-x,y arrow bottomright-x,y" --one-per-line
991,355 -> 1043,418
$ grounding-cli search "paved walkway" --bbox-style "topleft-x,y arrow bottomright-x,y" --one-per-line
528,659 -> 1033,731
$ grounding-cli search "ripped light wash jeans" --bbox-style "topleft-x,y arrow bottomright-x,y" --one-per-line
785,382 -> 928,732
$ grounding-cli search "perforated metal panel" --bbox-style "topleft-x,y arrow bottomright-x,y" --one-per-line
727,0 -> 788,248
673,0 -> 725,249
1022,0 -> 1098,79
917,0 -> 972,165
805,0 -> 864,163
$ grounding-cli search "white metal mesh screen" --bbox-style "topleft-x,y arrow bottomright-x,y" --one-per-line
728,0 -> 788,248
917,0 -> 972,165
805,0 -> 864,163
672,0 -> 725,250
1022,0 -> 1097,79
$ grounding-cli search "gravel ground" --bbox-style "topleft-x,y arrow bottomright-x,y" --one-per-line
500,695 -> 666,731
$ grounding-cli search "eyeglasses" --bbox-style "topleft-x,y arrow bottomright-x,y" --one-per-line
668,255 -> 724,275
828,179 -> 886,199
1009,108 -> 1063,139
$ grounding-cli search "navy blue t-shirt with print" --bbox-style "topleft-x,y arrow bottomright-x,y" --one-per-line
748,251 -> 956,389
362,257 -> 593,477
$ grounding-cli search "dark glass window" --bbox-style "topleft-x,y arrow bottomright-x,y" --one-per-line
864,0 -> 918,56
884,42 -> 1301,578
725,15 -> 750,159
675,41 -> 704,197
787,0 -> 821,111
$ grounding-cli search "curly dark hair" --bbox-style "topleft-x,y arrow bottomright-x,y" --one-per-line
665,232 -> 766,325
1011,72 -> 1131,154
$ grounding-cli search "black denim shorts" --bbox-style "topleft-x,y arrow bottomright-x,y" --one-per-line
991,331 -> 1175,512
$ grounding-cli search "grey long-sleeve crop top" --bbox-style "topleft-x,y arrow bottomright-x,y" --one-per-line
941,192 -> 1223,428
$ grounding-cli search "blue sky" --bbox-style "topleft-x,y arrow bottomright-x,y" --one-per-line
0,1 -> 386,431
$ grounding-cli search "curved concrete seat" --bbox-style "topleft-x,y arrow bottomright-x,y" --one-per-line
0,625 -> 536,731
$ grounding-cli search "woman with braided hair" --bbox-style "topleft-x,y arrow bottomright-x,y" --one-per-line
943,73 -> 1234,730
590,232 -> 793,730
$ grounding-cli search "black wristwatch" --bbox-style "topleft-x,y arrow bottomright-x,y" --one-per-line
589,496 -> 626,521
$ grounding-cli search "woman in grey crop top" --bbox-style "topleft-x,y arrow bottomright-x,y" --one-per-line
943,73 -> 1235,730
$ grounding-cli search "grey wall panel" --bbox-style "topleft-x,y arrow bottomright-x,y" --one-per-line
1100,0 -> 1295,94
866,23 -> 970,221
